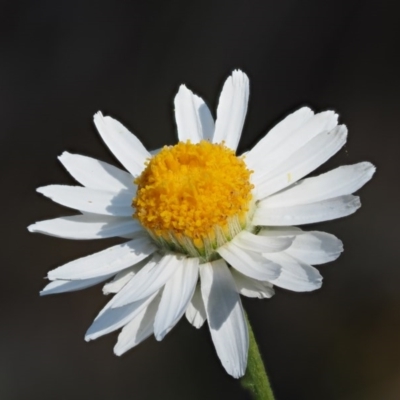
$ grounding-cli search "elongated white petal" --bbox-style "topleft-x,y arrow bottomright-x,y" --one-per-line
261,162 -> 376,208
28,214 -> 143,240
185,285 -> 206,328
103,257 -> 150,295
154,258 -> 199,340
252,125 -> 348,200
37,185 -> 134,216
174,85 -> 215,143
286,231 -> 343,265
213,70 -> 249,150
248,110 -> 337,174
200,260 -> 248,378
85,291 -> 158,341
94,112 -> 150,176
245,107 -> 314,169
257,227 -> 343,264
230,269 -> 274,299
48,237 -> 157,280
58,152 -> 135,192
111,253 -> 182,307
40,275 -> 113,296
217,241 -> 281,281
253,195 -> 361,226
114,293 -> 162,356
265,253 -> 322,292
232,230 -> 294,253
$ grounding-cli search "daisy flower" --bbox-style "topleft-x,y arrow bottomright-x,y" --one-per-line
29,70 -> 375,378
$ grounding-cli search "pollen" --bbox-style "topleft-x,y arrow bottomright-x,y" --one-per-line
133,140 -> 254,256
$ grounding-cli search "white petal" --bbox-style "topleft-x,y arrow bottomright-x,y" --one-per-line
94,112 -> 150,176
58,152 -> 135,192
230,269 -> 274,299
114,293 -> 162,356
85,291 -> 158,341
285,231 -> 343,265
174,85 -> 215,143
102,257 -> 150,295
40,275 -> 113,296
252,125 -> 347,200
213,70 -> 249,150
248,110 -> 338,176
261,162 -> 376,208
232,230 -> 294,253
257,227 -> 343,264
28,214 -> 143,240
111,253 -> 183,307
217,241 -> 281,281
154,258 -> 199,340
185,285 -> 206,329
37,185 -> 134,216
253,195 -> 361,226
245,107 -> 314,169
48,236 -> 157,280
200,260 -> 248,378
265,253 -> 322,292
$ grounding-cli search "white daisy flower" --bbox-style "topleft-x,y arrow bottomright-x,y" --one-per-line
29,70 -> 375,378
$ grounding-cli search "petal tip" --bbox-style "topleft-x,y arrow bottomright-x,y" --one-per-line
231,69 -> 248,80
58,151 -> 71,160
227,365 -> 246,379
84,334 -> 92,342
154,332 -> 165,342
365,162 -> 377,177
178,83 -> 188,92
353,196 -> 362,209
113,345 -> 124,357
93,111 -> 104,120
36,185 -> 57,196
337,124 -> 348,136
27,224 -> 36,232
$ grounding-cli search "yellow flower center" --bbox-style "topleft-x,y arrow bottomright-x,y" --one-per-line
133,140 -> 254,259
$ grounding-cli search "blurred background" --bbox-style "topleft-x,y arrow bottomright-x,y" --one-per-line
1,0 -> 399,399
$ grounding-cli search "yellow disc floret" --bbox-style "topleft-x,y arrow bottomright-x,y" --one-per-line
133,140 -> 254,258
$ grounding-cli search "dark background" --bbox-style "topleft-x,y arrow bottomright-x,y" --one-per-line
1,1 -> 399,399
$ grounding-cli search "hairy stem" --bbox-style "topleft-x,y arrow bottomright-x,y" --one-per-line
240,312 -> 275,400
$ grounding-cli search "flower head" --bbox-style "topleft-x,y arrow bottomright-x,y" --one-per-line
134,140 -> 254,259
29,70 -> 375,378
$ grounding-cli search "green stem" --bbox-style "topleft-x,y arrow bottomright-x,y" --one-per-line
240,312 -> 275,400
